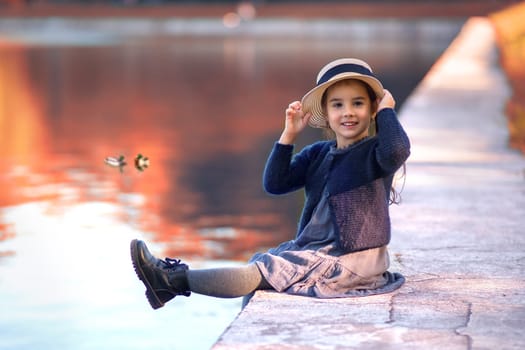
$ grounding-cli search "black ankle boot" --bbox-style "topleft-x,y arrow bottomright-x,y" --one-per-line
130,239 -> 191,309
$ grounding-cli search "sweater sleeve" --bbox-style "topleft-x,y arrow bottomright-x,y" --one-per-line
262,142 -> 312,195
374,108 -> 411,173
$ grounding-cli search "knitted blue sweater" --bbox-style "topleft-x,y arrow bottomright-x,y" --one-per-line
263,108 -> 410,253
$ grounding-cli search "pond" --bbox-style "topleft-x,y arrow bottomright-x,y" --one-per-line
0,18 -> 462,350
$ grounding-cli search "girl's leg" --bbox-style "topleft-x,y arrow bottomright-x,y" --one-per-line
187,263 -> 271,298
131,239 -> 272,309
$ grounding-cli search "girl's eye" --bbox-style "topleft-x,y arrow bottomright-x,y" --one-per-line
331,102 -> 343,108
353,101 -> 364,107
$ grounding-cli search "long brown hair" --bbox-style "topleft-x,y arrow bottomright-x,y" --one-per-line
389,165 -> 406,205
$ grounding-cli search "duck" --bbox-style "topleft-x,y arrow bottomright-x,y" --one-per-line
134,154 -> 150,172
104,155 -> 127,173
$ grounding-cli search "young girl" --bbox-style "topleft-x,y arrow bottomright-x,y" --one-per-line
130,58 -> 410,310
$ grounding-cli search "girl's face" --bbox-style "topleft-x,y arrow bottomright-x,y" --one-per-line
324,80 -> 376,149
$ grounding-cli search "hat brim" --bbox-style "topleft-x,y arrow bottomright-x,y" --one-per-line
301,73 -> 385,129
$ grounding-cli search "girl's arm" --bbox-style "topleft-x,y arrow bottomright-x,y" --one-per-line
263,143 -> 301,194
264,101 -> 313,194
374,90 -> 411,173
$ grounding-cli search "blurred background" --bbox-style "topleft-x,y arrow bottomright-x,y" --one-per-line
0,1 -> 519,349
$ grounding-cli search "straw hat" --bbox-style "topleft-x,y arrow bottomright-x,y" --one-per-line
301,58 -> 385,129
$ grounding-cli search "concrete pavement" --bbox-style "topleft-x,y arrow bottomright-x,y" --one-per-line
212,17 -> 525,350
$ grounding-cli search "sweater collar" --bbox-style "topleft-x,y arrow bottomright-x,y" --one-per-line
329,136 -> 373,155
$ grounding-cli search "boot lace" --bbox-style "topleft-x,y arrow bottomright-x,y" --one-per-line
159,257 -> 191,296
161,257 -> 187,271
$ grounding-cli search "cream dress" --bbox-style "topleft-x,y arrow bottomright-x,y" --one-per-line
250,188 -> 404,297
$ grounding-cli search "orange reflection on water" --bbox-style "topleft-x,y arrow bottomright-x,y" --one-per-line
0,44 -> 49,205
0,39 -> 304,261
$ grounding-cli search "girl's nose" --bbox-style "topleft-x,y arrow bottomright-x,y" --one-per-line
343,105 -> 353,117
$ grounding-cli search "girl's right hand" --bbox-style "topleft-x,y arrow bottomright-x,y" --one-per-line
377,89 -> 396,112
279,101 -> 311,145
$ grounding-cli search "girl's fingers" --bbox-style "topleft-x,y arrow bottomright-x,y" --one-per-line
378,89 -> 395,110
288,101 -> 302,111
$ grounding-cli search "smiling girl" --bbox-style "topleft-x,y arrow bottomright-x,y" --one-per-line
130,58 -> 410,309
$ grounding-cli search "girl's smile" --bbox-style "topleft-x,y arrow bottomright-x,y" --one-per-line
340,120 -> 360,131
325,80 -> 376,149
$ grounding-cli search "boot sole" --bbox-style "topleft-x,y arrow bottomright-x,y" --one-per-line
130,239 -> 164,310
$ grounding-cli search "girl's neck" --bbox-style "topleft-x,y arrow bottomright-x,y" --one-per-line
336,135 -> 369,149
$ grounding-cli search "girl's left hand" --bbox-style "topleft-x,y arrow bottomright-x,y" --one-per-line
377,89 -> 396,111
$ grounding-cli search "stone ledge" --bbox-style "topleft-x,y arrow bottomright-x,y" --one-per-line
212,16 -> 525,350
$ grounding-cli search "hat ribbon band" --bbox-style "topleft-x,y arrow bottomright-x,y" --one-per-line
317,63 -> 374,85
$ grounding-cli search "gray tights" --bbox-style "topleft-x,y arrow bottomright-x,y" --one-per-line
187,263 -> 272,305
187,263 -> 271,298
